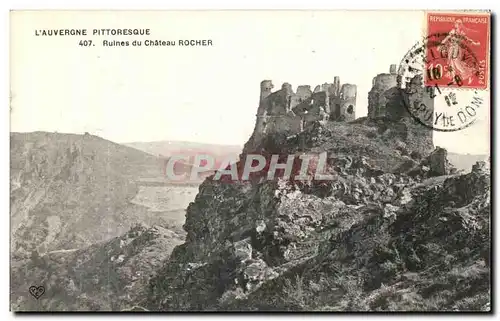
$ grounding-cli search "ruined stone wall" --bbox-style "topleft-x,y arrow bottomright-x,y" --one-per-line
250,67 -> 434,156
328,76 -> 355,122
402,74 -> 434,154
251,77 -> 359,148
292,91 -> 330,126
294,86 -> 313,107
252,80 -> 302,147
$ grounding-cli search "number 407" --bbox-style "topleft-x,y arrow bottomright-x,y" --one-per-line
79,40 -> 93,47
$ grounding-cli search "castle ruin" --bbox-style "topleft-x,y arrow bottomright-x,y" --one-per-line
253,76 -> 357,143
250,64 -> 434,155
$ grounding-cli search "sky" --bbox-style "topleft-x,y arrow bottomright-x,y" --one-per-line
10,10 -> 490,154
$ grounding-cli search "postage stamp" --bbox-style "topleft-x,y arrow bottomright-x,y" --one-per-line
397,11 -> 490,132
425,11 -> 490,90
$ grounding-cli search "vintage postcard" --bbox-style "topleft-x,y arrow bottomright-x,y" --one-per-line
10,10 -> 491,312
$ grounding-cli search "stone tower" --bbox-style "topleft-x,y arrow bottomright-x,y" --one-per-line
368,65 -> 399,118
367,66 -> 434,155
389,63 -> 398,75
333,76 -> 340,97
260,80 -> 274,101
339,84 -> 357,121
254,80 -> 274,136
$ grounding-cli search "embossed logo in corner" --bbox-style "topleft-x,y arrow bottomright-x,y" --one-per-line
29,286 -> 45,299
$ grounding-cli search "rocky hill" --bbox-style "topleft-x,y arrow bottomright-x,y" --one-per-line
10,132 -> 165,259
144,94 -> 490,310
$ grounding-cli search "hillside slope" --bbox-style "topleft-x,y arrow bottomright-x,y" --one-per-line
11,224 -> 184,311
10,132 -> 165,259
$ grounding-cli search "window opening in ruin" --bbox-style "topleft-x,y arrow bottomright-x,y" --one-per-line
347,105 -> 354,114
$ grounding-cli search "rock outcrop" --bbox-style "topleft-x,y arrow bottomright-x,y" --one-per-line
145,72 -> 490,311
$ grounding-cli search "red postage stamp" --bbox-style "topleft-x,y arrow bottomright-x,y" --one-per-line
425,11 -> 490,90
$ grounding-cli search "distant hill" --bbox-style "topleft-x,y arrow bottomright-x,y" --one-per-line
10,132 -> 166,259
124,140 -> 242,158
447,152 -> 489,172
124,141 -> 241,167
124,140 -> 242,184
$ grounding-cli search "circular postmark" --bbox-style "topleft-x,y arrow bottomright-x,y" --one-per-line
398,32 -> 485,132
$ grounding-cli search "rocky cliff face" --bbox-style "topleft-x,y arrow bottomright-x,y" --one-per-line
145,88 -> 490,311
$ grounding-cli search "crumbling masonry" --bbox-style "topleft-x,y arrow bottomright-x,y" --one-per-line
251,64 -> 434,155
254,77 -> 357,142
